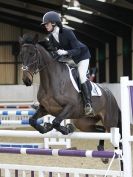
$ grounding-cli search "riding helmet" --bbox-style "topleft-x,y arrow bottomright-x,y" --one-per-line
41,11 -> 61,26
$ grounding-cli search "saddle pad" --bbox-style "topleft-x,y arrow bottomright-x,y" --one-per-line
66,64 -> 102,96
90,82 -> 102,96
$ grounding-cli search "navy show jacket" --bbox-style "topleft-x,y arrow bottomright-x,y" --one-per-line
48,27 -> 91,64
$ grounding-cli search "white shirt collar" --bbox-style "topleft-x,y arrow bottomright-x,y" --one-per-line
52,26 -> 60,42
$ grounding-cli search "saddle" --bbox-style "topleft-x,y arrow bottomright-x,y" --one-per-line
54,55 -> 81,88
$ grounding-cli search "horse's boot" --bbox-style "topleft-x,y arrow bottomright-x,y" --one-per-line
81,81 -> 95,116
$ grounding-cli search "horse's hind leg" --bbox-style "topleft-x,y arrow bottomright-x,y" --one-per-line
95,125 -> 105,151
94,125 -> 110,164
86,125 -> 106,153
29,105 -> 53,134
74,118 -> 109,163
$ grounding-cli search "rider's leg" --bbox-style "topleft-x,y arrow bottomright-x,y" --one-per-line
77,59 -> 95,116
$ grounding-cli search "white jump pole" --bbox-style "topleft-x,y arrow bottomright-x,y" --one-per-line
0,130 -> 111,139
120,76 -> 132,177
0,127 -> 120,147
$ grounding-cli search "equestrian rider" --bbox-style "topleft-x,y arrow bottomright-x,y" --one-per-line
41,11 -> 95,116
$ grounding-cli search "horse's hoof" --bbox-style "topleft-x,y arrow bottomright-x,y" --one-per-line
54,124 -> 75,135
36,125 -> 47,134
52,119 -> 61,128
60,128 -> 69,135
35,123 -> 53,134
97,145 -> 104,151
101,158 -> 109,164
97,145 -> 109,164
55,125 -> 69,135
43,123 -> 53,132
66,124 -> 75,133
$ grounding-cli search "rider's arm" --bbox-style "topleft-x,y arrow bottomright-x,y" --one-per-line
66,29 -> 81,57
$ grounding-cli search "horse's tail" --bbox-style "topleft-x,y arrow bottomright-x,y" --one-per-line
99,86 -> 122,132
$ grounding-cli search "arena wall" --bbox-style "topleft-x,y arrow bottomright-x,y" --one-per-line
0,83 -> 121,108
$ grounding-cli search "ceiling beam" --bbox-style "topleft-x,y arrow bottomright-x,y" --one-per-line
0,2 -> 42,17
16,0 -> 62,11
74,30 -> 103,48
0,11 -> 42,32
125,0 -> 133,4
67,20 -> 116,43
66,9 -> 131,37
0,10 -> 115,44
78,0 -> 133,26
0,11 -> 101,48
4,1 -> 129,38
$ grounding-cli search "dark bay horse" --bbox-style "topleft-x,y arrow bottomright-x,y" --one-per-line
19,34 -> 121,152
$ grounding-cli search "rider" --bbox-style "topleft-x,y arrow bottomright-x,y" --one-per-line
41,11 -> 95,116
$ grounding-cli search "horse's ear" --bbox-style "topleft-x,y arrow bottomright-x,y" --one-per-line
33,34 -> 39,44
19,37 -> 23,45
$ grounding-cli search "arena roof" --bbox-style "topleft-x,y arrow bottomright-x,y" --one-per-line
0,0 -> 132,48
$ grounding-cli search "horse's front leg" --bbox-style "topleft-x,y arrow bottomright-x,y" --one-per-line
52,104 -> 75,135
29,105 -> 53,134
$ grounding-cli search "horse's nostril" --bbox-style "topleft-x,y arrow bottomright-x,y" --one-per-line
23,78 -> 32,86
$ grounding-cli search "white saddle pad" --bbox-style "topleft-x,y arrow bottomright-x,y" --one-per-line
67,64 -> 102,96
90,82 -> 102,96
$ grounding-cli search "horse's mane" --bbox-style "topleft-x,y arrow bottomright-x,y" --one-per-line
21,33 -> 38,44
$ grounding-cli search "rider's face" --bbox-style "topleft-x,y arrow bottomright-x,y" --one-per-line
44,22 -> 54,32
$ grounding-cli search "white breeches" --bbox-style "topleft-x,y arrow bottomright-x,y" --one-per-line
77,59 -> 90,84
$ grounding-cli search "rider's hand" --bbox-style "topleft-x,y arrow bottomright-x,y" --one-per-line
57,49 -> 68,55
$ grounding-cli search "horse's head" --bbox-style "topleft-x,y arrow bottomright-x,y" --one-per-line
19,33 -> 40,86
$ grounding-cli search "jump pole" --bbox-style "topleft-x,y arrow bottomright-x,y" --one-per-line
0,147 -> 121,159
120,77 -> 132,177
0,105 -> 32,109
0,118 -> 43,125
0,127 -> 120,147
0,110 -> 35,116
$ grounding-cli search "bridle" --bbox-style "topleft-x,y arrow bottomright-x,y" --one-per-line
21,43 -> 45,78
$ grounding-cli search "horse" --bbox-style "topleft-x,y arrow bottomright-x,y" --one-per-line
19,33 -> 122,158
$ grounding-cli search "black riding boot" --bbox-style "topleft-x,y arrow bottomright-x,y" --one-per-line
81,81 -> 95,116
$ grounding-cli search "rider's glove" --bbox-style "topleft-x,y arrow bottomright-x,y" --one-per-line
57,49 -> 68,56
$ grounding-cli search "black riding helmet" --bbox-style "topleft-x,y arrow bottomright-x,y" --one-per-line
41,11 -> 62,28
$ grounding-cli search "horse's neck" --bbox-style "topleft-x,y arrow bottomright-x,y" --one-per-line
37,44 -> 69,90
37,44 -> 62,88
39,69 -> 50,90
37,44 -> 53,66
39,61 -> 62,81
